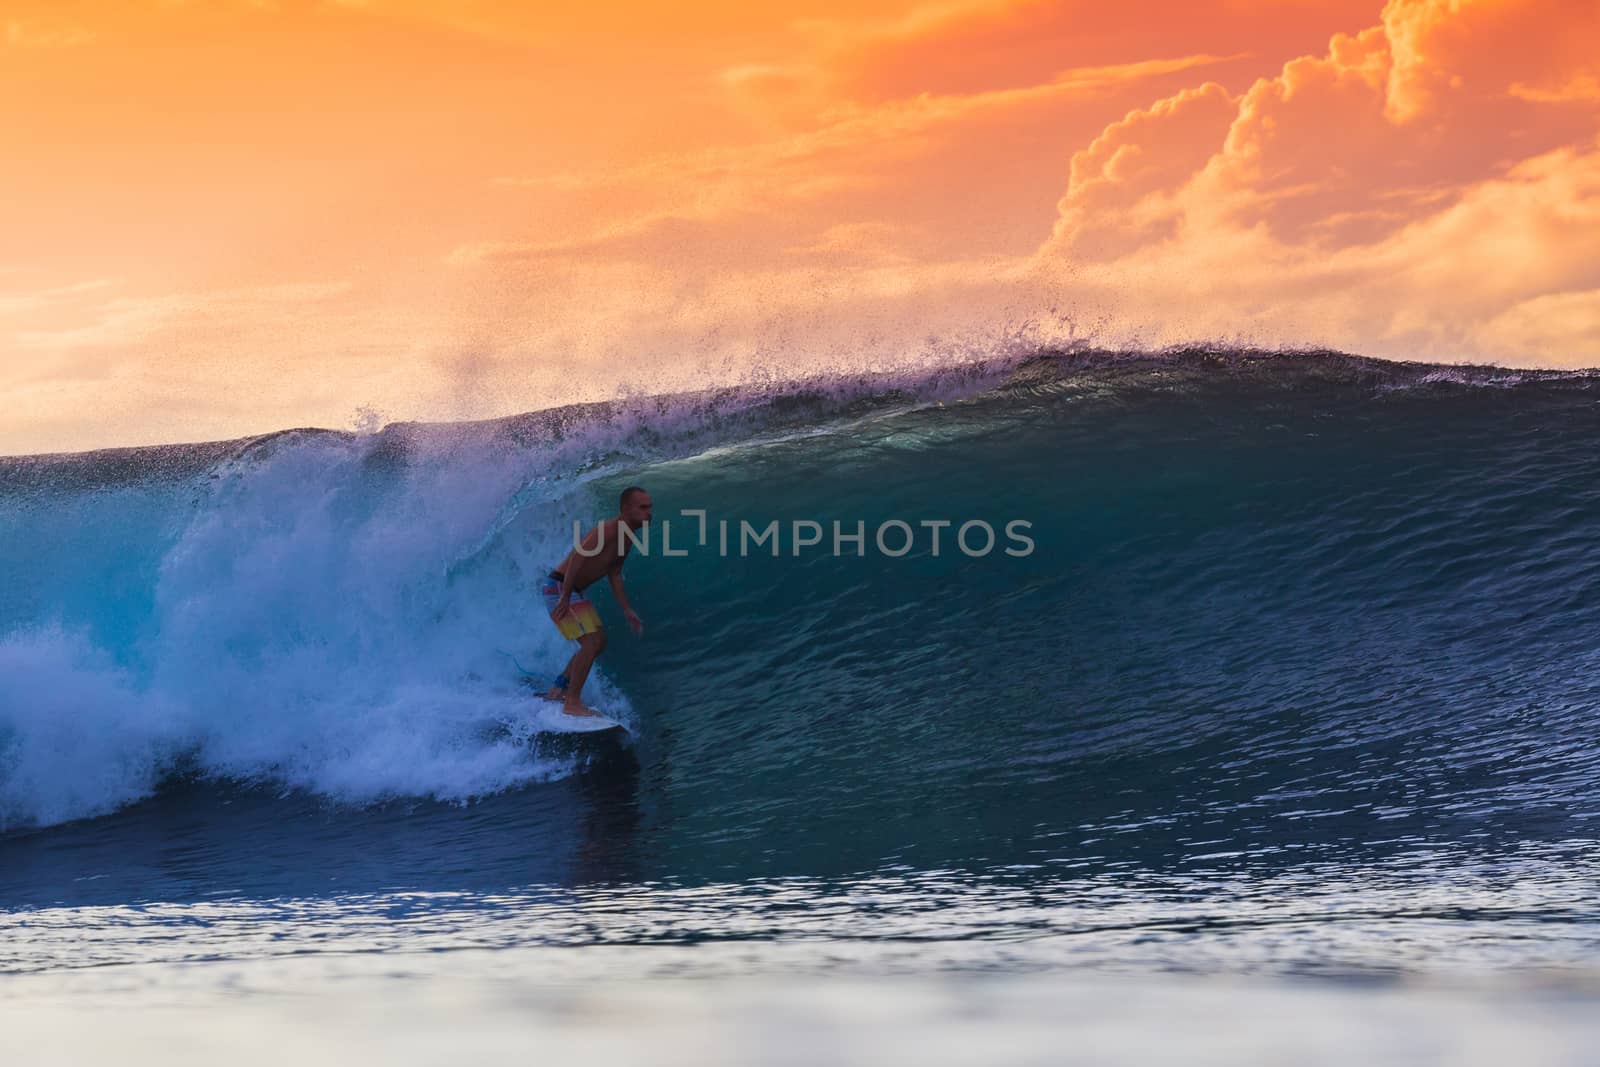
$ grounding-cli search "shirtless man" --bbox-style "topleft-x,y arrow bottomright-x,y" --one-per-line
539,486 -> 651,716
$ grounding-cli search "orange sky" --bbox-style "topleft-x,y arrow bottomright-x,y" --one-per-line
2,0 -> 1597,453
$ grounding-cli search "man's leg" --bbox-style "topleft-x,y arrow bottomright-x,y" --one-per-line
544,593 -> 601,702
562,630 -> 607,715
544,650 -> 581,700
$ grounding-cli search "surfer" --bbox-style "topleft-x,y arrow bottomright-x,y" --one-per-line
539,486 -> 651,716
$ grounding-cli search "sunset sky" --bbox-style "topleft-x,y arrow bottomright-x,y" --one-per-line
3,0 -> 1598,453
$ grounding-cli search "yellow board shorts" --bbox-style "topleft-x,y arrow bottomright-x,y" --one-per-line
540,571 -> 603,639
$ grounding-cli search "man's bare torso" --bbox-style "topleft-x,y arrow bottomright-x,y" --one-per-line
556,518 -> 630,590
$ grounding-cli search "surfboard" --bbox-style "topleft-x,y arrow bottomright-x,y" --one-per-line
527,695 -> 629,735
496,652 -> 630,738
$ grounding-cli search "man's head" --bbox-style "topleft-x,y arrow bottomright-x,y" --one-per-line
619,486 -> 652,529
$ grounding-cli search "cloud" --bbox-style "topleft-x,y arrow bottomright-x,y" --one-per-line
505,52 -> 1239,199
466,50 -> 1243,285
1510,73 -> 1600,105
14,282 -> 355,351
1380,0 -> 1600,122
1479,288 -> 1600,359
798,0 -> 1378,104
1033,134 -> 1600,363
0,280 -> 115,318
1052,0 -> 1600,250
1049,82 -> 1239,259
786,221 -> 921,264
446,213 -> 780,268
1030,0 -> 1600,364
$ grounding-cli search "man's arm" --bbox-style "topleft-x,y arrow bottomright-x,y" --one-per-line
608,553 -> 643,635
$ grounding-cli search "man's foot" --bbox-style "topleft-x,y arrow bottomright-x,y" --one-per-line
543,686 -> 566,702
561,703 -> 601,718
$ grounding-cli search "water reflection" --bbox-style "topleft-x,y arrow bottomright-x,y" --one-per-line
5,842 -> 1597,981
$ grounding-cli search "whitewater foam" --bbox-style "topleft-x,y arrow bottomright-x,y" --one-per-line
0,425 -> 632,830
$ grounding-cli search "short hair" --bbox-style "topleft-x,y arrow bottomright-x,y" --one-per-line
620,485 -> 648,509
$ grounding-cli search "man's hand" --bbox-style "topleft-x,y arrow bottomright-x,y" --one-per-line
624,608 -> 644,635
551,597 -> 573,622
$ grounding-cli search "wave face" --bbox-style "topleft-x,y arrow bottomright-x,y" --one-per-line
2,349 -> 1599,893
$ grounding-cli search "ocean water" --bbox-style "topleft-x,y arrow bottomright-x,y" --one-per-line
3,349 -> 1600,1063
